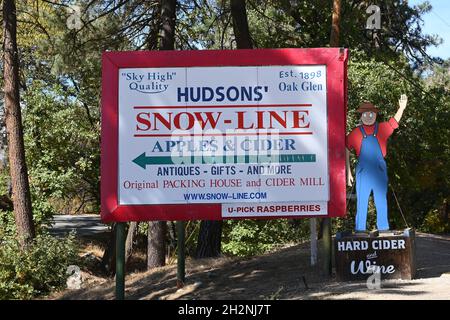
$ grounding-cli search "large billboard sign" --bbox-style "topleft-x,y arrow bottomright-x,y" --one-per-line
101,48 -> 348,222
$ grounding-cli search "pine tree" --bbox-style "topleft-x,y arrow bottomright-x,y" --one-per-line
2,0 -> 35,246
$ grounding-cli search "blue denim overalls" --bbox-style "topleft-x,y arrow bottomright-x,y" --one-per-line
355,123 -> 389,231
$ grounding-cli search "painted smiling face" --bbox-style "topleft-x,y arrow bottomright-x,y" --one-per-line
361,111 -> 377,126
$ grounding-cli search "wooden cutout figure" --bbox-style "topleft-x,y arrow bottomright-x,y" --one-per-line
346,95 -> 408,232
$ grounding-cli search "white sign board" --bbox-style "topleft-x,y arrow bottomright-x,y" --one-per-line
117,65 -> 328,216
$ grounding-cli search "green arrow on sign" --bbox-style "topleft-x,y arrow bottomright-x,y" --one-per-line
132,152 -> 174,168
132,152 -> 149,169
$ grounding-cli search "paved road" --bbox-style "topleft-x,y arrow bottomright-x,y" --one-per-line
47,214 -> 109,237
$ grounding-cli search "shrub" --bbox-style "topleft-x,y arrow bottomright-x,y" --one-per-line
421,209 -> 450,234
0,232 -> 79,299
222,219 -> 309,257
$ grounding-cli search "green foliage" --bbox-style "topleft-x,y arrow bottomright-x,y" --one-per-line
222,219 -> 309,256
23,80 -> 100,218
0,170 -> 9,196
0,210 -> 16,236
421,209 -> 450,234
181,221 -> 202,257
0,231 -> 79,299
178,1 -> 441,66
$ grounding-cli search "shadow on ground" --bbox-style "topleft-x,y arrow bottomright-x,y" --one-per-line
54,232 -> 450,300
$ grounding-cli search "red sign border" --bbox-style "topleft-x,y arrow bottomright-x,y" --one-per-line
101,48 -> 348,222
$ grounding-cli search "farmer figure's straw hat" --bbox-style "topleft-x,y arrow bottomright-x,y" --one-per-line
357,101 -> 380,113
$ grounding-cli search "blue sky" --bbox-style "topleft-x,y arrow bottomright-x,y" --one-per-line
408,0 -> 450,59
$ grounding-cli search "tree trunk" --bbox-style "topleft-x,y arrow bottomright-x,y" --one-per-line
195,0 -> 253,259
101,223 -> 117,276
330,0 -> 341,47
2,0 -> 35,246
146,0 -> 176,269
160,0 -> 176,50
196,220 -> 223,258
230,0 -> 253,49
147,221 -> 167,268
125,222 -> 138,265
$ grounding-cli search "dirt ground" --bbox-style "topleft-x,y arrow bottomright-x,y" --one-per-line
50,232 -> 450,300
